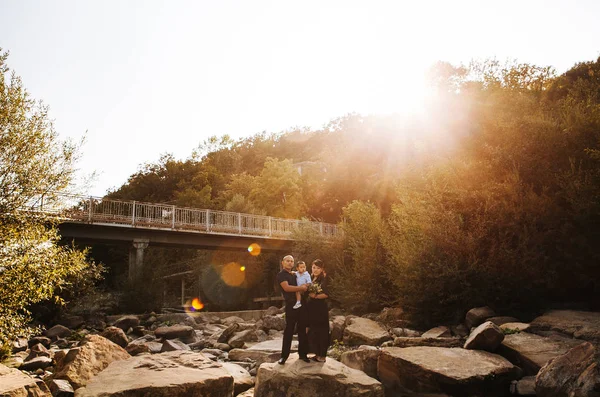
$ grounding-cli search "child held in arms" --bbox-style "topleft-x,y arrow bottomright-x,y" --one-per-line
293,261 -> 312,309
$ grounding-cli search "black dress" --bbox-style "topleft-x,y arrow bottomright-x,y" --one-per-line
307,274 -> 330,357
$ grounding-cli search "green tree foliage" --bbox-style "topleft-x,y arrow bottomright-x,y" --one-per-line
330,201 -> 387,313
0,50 -> 102,353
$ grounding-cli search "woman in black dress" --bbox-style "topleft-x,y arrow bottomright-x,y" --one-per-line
307,259 -> 330,362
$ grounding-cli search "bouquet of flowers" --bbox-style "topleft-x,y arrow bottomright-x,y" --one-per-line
307,282 -> 323,300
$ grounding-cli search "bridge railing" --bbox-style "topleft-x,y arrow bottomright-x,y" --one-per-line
33,193 -> 339,239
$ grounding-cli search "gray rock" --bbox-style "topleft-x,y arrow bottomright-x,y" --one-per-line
510,376 -> 536,395
0,363 -> 51,396
21,356 -> 53,371
464,321 -> 504,352
112,315 -> 140,332
465,306 -> 496,329
535,341 -> 600,397
393,337 -> 463,348
530,310 -> 600,342
261,315 -> 286,331
487,316 -> 520,326
421,326 -> 452,338
340,348 -> 381,379
73,351 -> 233,397
160,339 -> 191,352
155,325 -> 196,343
343,317 -> 392,346
47,378 -> 75,396
221,362 -> 254,395
45,325 -> 72,340
379,347 -> 520,396
255,356 -> 384,397
28,336 -> 52,348
100,326 -> 129,348
499,332 -> 583,375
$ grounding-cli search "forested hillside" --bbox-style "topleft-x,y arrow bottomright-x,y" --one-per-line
104,58 -> 600,325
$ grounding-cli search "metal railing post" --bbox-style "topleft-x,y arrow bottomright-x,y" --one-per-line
238,213 -> 242,234
206,209 -> 210,232
132,201 -> 136,226
88,196 -> 93,222
268,217 -> 272,236
172,205 -> 176,229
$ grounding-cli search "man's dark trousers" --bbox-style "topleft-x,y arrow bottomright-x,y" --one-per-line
281,302 -> 308,359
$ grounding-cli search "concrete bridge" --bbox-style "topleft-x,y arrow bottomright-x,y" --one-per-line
43,194 -> 339,279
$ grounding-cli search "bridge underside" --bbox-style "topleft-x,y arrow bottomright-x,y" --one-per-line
58,222 -> 293,280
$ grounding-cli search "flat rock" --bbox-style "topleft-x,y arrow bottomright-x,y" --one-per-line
393,337 -> 463,348
529,310 -> 600,342
0,363 -> 51,396
229,338 -> 296,366
53,334 -> 131,388
500,322 -> 531,332
378,346 -> 520,396
421,326 -> 451,338
74,351 -> 234,397
46,378 -> 75,396
343,317 -> 392,346
255,356 -> 384,397
499,332 -> 583,375
340,348 -> 381,379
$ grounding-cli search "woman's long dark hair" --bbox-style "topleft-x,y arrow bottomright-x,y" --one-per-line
312,259 -> 325,283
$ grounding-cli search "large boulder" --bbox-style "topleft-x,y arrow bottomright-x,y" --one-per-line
343,317 -> 392,346
465,306 -> 495,329
340,347 -> 381,379
529,310 -> 600,342
53,334 -> 130,388
74,351 -> 234,397
463,321 -> 504,352
255,356 -> 384,397
535,342 -> 600,397
0,363 -> 51,396
499,332 -> 583,375
378,347 -> 520,396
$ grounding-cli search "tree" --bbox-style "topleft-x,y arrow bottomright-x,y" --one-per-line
0,49 -> 101,355
250,158 -> 303,218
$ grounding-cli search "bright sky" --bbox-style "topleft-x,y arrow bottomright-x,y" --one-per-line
1,0 -> 599,196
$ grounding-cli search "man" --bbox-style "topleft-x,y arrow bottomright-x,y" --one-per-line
276,255 -> 310,364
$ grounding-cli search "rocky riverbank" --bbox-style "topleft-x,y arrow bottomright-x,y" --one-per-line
1,307 -> 599,396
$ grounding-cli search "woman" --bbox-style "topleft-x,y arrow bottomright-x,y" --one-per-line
307,259 -> 330,362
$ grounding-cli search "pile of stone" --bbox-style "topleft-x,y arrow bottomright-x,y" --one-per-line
1,306 -> 598,396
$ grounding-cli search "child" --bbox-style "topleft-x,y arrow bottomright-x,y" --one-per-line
293,261 -> 312,309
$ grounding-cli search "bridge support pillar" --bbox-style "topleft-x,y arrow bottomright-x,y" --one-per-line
128,239 -> 149,280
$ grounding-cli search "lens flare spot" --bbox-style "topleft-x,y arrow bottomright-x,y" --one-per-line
192,298 -> 204,310
248,243 -> 261,256
221,262 -> 246,286
240,266 -> 246,272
